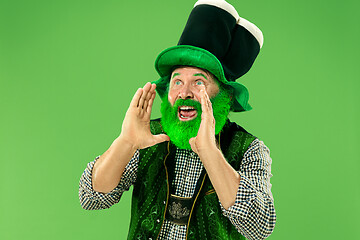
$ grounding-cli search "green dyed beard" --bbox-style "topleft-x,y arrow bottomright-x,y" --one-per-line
160,90 -> 231,149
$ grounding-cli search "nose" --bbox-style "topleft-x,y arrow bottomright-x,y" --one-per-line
178,84 -> 194,100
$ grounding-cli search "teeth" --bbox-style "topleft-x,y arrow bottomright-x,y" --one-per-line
179,106 -> 195,111
180,114 -> 191,119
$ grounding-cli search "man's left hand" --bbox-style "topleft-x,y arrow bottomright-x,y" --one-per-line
189,87 -> 218,155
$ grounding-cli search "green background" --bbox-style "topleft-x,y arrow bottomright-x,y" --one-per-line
1,0 -> 359,239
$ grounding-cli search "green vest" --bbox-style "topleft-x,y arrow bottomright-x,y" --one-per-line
127,119 -> 256,240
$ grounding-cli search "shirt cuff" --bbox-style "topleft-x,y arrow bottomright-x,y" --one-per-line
79,156 -> 125,209
220,173 -> 257,220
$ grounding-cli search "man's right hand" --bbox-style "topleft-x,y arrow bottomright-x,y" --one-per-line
92,82 -> 169,193
119,82 -> 169,150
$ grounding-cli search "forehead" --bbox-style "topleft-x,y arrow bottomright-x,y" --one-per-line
171,66 -> 212,79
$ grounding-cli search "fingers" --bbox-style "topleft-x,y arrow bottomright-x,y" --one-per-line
198,88 -> 214,120
138,82 -> 152,109
130,88 -> 143,108
146,92 -> 156,114
143,83 -> 156,110
130,82 -> 156,111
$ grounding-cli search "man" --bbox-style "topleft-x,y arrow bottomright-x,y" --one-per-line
79,1 -> 276,239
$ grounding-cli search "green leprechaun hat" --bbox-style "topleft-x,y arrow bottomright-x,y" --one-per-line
153,0 -> 263,112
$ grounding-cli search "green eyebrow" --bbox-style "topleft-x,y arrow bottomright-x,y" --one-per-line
194,73 -> 207,80
172,73 -> 180,78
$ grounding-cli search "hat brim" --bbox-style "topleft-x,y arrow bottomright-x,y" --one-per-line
153,45 -> 252,112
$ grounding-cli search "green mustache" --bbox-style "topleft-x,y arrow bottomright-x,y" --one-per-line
173,99 -> 202,116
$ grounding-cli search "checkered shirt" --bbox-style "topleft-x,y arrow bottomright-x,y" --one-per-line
79,139 -> 276,240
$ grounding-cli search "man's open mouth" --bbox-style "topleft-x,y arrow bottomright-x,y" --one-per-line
178,105 -> 198,121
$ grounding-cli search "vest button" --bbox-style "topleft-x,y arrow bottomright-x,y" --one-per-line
156,219 -> 160,223
163,201 -> 166,205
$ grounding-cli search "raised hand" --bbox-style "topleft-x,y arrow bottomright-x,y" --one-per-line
189,87 -> 217,154
120,82 -> 169,150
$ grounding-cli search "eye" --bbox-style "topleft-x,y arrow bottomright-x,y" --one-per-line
196,80 -> 204,86
175,80 -> 181,86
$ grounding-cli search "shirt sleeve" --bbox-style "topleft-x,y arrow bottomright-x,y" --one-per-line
78,150 -> 140,210
220,139 -> 276,240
